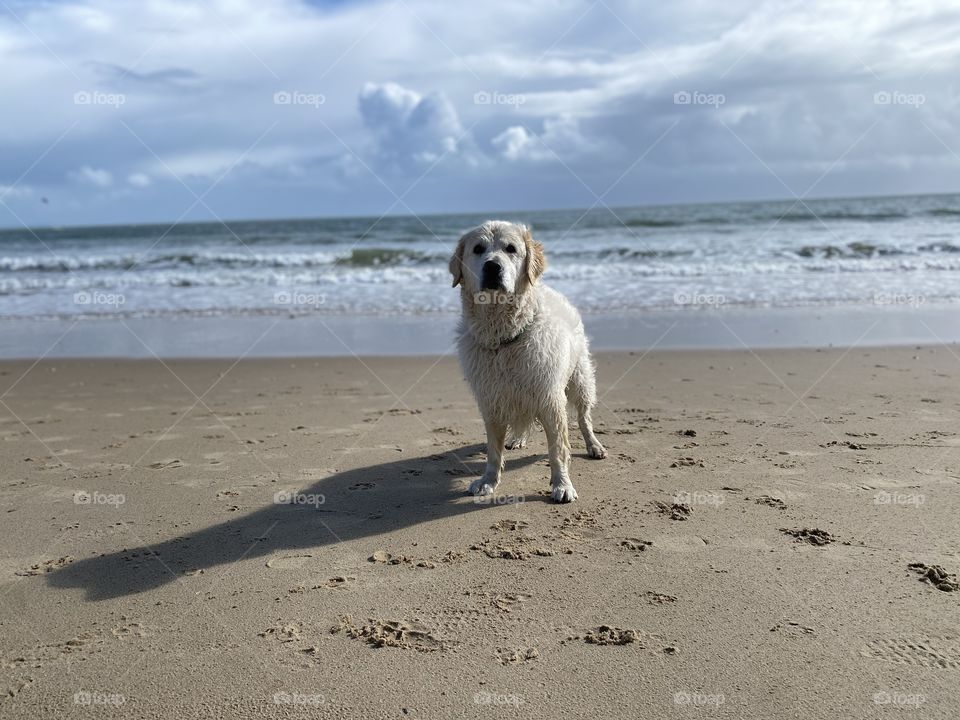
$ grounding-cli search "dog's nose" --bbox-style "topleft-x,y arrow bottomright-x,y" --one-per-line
481,261 -> 502,289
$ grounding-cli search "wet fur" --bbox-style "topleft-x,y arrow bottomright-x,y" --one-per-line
450,221 -> 607,503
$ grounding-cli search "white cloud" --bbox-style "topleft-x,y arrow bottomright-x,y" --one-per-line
0,0 -> 959,224
147,146 -> 308,181
493,116 -> 599,162
0,184 -> 32,200
127,172 -> 151,187
491,126 -> 534,161
358,82 -> 470,170
70,165 -> 113,187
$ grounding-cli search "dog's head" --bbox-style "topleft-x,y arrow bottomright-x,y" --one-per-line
449,221 -> 546,296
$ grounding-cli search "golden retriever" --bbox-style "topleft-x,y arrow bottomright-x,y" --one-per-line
449,220 -> 607,503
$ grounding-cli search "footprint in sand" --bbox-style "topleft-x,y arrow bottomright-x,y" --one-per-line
15,556 -> 74,576
496,647 -> 539,665
491,519 -> 528,532
620,538 -> 653,553
318,576 -> 356,589
148,458 -> 183,470
861,637 -> 960,669
670,457 -> 705,468
583,626 -> 642,646
780,527 -> 835,546
755,495 -> 787,510
259,622 -> 303,643
651,500 -> 692,520
3,677 -> 35,699
331,616 -> 442,652
203,452 -> 227,466
349,482 -> 376,491
111,622 -> 157,639
908,563 -> 959,592
490,592 -> 532,612
56,633 -> 102,654
770,620 -> 814,635
266,554 -> 314,570
369,550 -> 402,564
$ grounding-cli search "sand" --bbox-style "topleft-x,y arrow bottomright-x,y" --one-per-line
1,347 -> 959,718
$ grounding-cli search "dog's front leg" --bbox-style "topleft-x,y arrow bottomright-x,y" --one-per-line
469,415 -> 506,496
542,401 -> 577,503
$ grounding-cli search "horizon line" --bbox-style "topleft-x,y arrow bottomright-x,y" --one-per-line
1,188 -> 958,234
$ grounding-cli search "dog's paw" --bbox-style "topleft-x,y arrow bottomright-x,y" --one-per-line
550,483 -> 578,503
587,442 -> 607,459
469,477 -> 498,496
505,435 -> 528,450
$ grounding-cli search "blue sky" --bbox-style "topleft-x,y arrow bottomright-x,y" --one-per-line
1,0 -> 959,227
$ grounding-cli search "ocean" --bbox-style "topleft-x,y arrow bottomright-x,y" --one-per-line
3,193 -> 960,322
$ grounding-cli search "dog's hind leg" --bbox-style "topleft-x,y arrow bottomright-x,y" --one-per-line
541,400 -> 577,503
568,356 -> 607,459
577,405 -> 607,459
469,416 -> 507,496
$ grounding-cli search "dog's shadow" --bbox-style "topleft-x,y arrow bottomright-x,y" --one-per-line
46,444 -> 547,601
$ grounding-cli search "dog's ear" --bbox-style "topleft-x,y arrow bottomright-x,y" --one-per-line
449,235 -> 467,288
523,226 -> 546,285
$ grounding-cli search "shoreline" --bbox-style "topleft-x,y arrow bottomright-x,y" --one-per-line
1,303 -> 958,359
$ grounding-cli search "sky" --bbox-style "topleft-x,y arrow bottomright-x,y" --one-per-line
1,0 -> 959,227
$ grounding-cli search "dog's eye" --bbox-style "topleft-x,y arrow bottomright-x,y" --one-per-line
473,244 -> 484,255
505,244 -> 517,254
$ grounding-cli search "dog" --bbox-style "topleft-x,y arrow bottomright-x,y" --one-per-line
449,220 -> 607,503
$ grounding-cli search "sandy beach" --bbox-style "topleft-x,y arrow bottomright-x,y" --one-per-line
2,347 -> 959,718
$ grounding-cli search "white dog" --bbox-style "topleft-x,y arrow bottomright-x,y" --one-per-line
449,220 -> 607,503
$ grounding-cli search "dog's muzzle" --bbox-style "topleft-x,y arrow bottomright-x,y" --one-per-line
481,260 -> 503,291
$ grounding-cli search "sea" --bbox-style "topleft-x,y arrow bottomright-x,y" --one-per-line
2,194 -> 959,356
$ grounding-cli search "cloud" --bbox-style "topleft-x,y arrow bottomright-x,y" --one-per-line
492,116 -> 599,162
145,145 -> 312,182
70,166 -> 113,187
358,82 -> 470,170
127,172 -> 151,188
0,184 -> 32,200
1,0 -> 960,225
